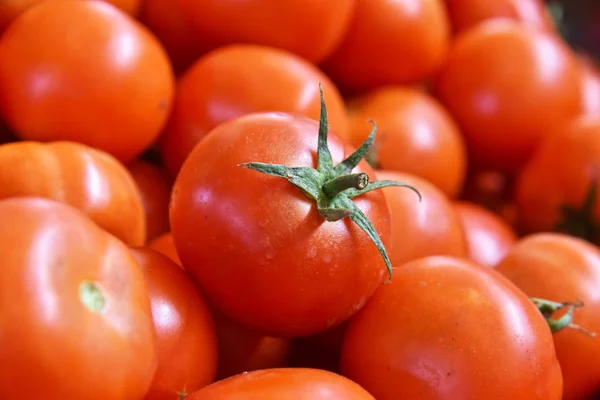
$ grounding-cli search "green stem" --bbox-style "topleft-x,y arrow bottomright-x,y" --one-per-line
531,297 -> 596,337
323,173 -> 369,197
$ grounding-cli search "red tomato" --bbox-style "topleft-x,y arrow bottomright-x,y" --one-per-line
128,160 -> 172,242
170,112 -> 391,337
578,54 -> 600,117
159,44 -> 349,176
0,0 -> 174,163
454,201 -> 517,267
340,256 -> 563,400
131,248 -> 218,399
0,197 -> 156,399
147,232 -> 181,265
187,368 -> 375,400
377,170 -> 468,267
435,20 -> 581,174
495,233 -> 600,400
322,0 -> 450,93
0,141 -> 146,246
177,0 -> 356,64
347,87 -> 467,197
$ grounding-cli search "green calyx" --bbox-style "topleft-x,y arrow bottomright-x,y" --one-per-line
531,297 -> 596,337
239,84 -> 421,282
555,178 -> 600,244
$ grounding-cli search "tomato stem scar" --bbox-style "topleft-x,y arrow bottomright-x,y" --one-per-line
80,281 -> 106,313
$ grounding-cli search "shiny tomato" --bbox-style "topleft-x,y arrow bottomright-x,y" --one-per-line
515,117 -> 600,243
159,44 -> 348,176
0,0 -> 174,163
187,368 -> 375,400
348,86 -> 467,197
147,232 -> 181,265
177,0 -> 356,64
0,141 -> 146,246
454,201 -> 517,267
377,170 -> 468,267
578,54 -> 600,117
340,256 -> 563,400
435,20 -> 581,174
322,0 -> 450,92
0,197 -> 156,400
131,248 -> 218,399
494,233 -> 600,400
128,160 -> 172,242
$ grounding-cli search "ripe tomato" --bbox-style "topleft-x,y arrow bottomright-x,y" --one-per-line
515,117 -> 600,243
348,87 -> 467,197
177,0 -> 356,64
187,368 -> 375,400
578,54 -> 600,117
435,20 -> 581,174
0,141 -> 146,246
170,111 -> 391,337
444,0 -> 554,35
130,248 -> 218,399
494,233 -> 600,400
147,232 -> 181,265
376,170 -> 468,267
128,160 -> 172,242
0,0 -> 174,163
322,0 -> 450,93
0,197 -> 156,400
159,44 -> 348,176
340,256 -> 563,400
454,201 -> 517,267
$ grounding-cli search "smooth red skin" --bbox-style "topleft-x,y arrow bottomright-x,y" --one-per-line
177,0 -> 356,64
187,368 -> 375,400
495,233 -> 600,400
128,160 -> 172,242
0,197 -> 157,400
340,256 -> 563,400
454,201 -> 517,268
578,55 -> 600,117
131,248 -> 218,399
377,170 -> 468,267
348,86 -> 467,198
0,0 -> 175,163
170,112 -> 391,338
435,20 -> 581,174
147,232 -> 182,266
159,44 -> 349,177
323,0 -> 450,93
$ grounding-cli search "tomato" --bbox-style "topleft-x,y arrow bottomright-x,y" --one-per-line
578,54 -> 600,117
159,44 -> 349,176
340,256 -> 563,400
444,0 -> 554,35
454,201 -> 517,267
187,368 -> 375,400
322,0 -> 450,93
170,111 -> 392,337
147,232 -> 181,265
0,141 -> 146,246
347,86 -> 467,198
130,248 -> 218,399
0,197 -> 156,400
494,233 -> 600,400
128,160 -> 172,242
177,0 -> 356,64
376,170 -> 468,267
435,20 -> 581,174
0,0 -> 174,163
515,117 -> 600,243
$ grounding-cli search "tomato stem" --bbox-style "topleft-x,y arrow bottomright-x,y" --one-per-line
79,281 -> 106,313
531,297 -> 596,337
323,173 -> 369,197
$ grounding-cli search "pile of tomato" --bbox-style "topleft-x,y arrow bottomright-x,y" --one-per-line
1,0 -> 599,399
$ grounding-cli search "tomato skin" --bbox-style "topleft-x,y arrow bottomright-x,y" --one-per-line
159,45 -> 348,177
578,54 -> 600,117
187,368 -> 375,400
177,0 -> 356,64
170,112 -> 391,337
0,197 -> 157,400
0,0 -> 175,163
494,233 -> 600,400
323,0 -> 450,93
340,256 -> 563,400
377,171 -> 468,267
0,141 -> 146,246
435,20 -> 581,174
348,87 -> 467,197
147,232 -> 181,265
130,248 -> 218,399
454,201 -> 517,267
